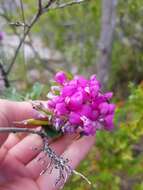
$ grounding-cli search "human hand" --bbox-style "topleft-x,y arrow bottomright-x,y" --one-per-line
0,100 -> 95,190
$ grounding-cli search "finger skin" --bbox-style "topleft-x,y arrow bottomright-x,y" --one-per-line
0,133 -> 21,166
8,134 -> 43,165
63,136 -> 95,169
0,100 -> 35,147
0,100 -> 35,122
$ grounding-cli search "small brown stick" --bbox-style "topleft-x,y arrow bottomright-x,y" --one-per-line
0,127 -> 47,138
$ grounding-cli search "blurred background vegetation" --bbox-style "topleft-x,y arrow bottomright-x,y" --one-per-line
0,0 -> 143,189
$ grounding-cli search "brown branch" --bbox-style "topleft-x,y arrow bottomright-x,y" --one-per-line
20,0 -> 28,69
6,0 -> 87,75
47,0 -> 87,11
0,9 -> 55,74
6,0 -> 53,75
38,0 -> 43,12
0,127 -> 47,138
6,11 -> 42,75
0,62 -> 10,87
20,0 -> 26,26
43,0 -> 55,10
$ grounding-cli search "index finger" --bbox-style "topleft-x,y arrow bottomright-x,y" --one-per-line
0,100 -> 34,146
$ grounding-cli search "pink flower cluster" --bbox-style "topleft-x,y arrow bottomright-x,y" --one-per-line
47,71 -> 115,136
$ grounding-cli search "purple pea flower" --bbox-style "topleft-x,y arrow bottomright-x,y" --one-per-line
104,92 -> 113,100
108,104 -> 116,114
90,85 -> 100,99
53,117 -> 64,131
74,75 -> 88,87
79,104 -> 92,119
104,114 -> 114,130
54,71 -> 67,85
38,71 -> 116,136
82,117 -> 96,135
67,91 -> 83,111
99,102 -> 109,115
62,85 -> 76,97
90,74 -> 101,88
69,112 -> 81,125
55,102 -> 68,116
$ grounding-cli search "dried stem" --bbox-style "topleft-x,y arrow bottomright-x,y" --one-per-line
20,0 -> 26,27
0,61 -> 10,87
38,0 -> 43,12
6,11 -> 41,75
20,0 -> 26,67
6,0 -> 53,75
43,0 -> 55,10
47,0 -> 87,11
6,0 -> 87,75
72,169 -> 91,185
0,127 -> 47,137
1,9 -> 55,75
